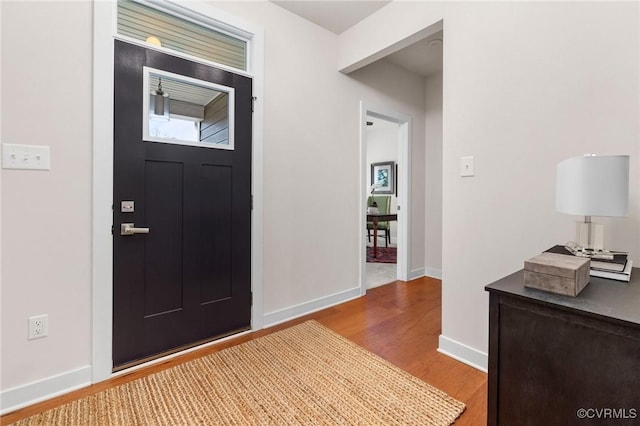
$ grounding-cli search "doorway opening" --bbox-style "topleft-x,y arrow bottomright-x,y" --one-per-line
360,104 -> 411,294
365,116 -> 399,288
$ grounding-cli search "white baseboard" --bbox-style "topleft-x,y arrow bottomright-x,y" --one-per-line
438,334 -> 488,373
424,267 -> 442,280
409,268 -> 425,280
263,286 -> 361,328
1,366 -> 92,415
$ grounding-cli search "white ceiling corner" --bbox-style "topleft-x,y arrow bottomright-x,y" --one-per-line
271,1 -> 443,78
271,1 -> 391,34
384,30 -> 443,78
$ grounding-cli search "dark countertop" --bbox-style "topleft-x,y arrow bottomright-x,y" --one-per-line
485,268 -> 640,327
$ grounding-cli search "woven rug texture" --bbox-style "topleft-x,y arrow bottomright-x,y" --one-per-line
367,246 -> 397,264
10,321 -> 465,425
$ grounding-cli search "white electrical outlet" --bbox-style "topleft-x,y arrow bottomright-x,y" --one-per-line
460,156 -> 474,177
28,314 -> 48,340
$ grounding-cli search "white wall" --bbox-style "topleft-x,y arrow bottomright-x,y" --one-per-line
211,1 -> 426,317
424,72 -> 443,278
366,117 -> 399,239
0,1 -> 3,404
340,1 -> 640,369
0,0 -> 428,410
348,60 -> 426,270
1,0 -> 93,393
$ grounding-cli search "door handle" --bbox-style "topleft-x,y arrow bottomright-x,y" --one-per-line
120,223 -> 150,236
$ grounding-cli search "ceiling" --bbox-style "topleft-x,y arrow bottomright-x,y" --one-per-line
271,1 -> 391,34
149,75 -> 221,106
384,31 -> 443,77
271,1 -> 442,77
366,115 -> 398,131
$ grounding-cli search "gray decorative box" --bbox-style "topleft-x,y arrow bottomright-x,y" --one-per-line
524,252 -> 590,297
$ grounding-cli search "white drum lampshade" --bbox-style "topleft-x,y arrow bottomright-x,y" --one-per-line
556,155 -> 630,250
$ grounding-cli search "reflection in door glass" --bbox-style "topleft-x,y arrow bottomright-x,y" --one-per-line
143,67 -> 235,150
149,117 -> 200,141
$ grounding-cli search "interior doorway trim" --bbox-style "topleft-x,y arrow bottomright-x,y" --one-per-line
92,1 -> 264,383
359,102 -> 411,294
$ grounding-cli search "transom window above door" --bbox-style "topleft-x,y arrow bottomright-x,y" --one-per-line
117,0 -> 248,71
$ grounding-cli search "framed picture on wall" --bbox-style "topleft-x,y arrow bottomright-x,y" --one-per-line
371,161 -> 394,194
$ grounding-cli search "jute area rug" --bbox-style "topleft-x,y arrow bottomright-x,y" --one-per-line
11,321 -> 465,425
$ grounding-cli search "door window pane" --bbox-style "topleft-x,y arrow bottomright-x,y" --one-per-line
143,67 -> 234,150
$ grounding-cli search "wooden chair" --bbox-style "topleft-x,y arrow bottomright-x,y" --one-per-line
367,195 -> 391,247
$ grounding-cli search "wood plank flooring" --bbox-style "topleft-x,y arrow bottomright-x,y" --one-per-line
2,277 -> 487,425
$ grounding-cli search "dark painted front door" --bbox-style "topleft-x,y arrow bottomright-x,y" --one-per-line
112,40 -> 252,368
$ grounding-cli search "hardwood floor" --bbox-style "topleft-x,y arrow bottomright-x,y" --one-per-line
2,277 -> 487,425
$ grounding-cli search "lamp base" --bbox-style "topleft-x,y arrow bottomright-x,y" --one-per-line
576,221 -> 603,250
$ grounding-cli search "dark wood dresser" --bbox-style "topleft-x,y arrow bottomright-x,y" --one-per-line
485,268 -> 640,425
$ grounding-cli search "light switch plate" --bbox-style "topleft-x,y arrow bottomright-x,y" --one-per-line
2,144 -> 50,170
460,156 -> 474,177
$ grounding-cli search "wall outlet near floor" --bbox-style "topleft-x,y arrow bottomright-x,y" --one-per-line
460,156 -> 474,177
28,314 -> 48,340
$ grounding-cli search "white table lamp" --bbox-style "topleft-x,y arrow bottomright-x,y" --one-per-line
556,154 -> 629,252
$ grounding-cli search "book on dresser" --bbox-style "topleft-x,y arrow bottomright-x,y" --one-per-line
590,260 -> 633,282
544,245 -> 632,282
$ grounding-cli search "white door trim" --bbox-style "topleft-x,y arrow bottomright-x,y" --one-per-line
92,1 -> 264,383
359,102 -> 411,294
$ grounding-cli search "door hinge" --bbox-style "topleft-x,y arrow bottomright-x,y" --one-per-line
251,96 -> 257,112
251,194 -> 253,210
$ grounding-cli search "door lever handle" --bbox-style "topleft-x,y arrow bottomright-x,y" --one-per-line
121,223 -> 150,236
